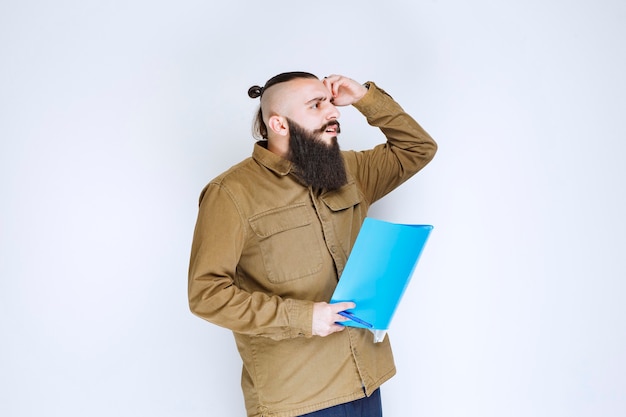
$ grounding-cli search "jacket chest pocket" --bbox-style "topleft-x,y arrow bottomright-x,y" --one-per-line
249,203 -> 323,284
320,182 -> 365,258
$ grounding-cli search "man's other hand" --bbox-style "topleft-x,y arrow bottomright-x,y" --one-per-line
312,301 -> 356,337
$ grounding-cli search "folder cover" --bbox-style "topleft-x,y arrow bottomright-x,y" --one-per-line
330,217 -> 433,332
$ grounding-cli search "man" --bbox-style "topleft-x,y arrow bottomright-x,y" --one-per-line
188,72 -> 437,417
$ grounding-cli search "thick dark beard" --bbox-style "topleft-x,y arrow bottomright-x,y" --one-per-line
286,118 -> 348,191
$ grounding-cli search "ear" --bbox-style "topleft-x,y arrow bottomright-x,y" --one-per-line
268,115 -> 289,137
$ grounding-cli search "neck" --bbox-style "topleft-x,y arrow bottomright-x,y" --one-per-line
267,136 -> 289,158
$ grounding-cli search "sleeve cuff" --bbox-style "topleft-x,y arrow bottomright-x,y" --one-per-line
286,298 -> 314,338
353,81 -> 389,117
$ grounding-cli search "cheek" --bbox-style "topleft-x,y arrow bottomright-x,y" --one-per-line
292,113 -> 321,131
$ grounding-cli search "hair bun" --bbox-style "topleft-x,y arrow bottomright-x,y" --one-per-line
248,85 -> 263,99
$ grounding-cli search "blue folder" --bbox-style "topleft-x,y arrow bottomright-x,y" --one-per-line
330,217 -> 433,331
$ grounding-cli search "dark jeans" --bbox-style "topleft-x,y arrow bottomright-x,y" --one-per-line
299,389 -> 383,417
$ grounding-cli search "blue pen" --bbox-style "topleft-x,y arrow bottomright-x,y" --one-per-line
338,311 -> 373,328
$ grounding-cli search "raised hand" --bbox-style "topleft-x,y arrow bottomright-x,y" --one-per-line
322,74 -> 368,107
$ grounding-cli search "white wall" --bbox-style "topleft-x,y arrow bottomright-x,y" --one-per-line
1,1 -> 625,416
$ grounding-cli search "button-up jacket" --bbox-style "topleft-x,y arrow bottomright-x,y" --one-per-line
188,82 -> 437,417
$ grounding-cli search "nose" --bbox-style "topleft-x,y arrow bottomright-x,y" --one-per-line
326,103 -> 340,120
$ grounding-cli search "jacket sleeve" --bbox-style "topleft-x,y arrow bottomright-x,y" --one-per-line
187,182 -> 314,341
348,82 -> 437,204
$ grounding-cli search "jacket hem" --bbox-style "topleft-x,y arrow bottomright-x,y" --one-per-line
255,368 -> 396,417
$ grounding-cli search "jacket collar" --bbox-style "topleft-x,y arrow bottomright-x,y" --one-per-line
252,141 -> 293,176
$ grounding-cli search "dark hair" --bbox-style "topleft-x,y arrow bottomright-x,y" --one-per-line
249,71 -> 318,139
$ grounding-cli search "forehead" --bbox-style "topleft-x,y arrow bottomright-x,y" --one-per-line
285,78 -> 329,103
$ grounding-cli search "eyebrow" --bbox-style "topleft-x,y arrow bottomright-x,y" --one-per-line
305,96 -> 329,105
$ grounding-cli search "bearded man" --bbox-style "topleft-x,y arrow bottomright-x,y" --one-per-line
188,72 -> 437,417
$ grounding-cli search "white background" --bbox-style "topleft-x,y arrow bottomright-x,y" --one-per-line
1,1 -> 625,416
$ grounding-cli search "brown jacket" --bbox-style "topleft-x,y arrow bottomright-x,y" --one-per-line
188,82 -> 437,417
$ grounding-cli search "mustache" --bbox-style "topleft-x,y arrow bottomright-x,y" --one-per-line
316,121 -> 341,134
